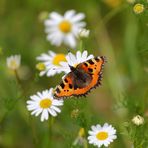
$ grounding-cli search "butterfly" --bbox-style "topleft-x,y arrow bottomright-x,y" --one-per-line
53,56 -> 106,99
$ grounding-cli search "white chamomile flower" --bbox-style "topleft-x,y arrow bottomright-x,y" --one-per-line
6,55 -> 21,70
88,123 -> 117,148
44,10 -> 86,48
132,115 -> 144,126
60,50 -> 94,74
27,88 -> 63,122
78,28 -> 90,38
36,50 -> 67,77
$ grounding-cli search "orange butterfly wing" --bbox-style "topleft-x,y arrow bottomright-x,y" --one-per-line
53,56 -> 106,99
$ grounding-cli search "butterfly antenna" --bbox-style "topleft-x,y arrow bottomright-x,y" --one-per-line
67,50 -> 76,71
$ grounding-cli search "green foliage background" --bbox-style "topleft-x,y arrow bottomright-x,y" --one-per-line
0,0 -> 148,147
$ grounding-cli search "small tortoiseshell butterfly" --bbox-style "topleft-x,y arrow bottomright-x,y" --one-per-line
54,56 -> 106,99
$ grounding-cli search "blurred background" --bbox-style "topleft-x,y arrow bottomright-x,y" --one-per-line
0,0 -> 148,147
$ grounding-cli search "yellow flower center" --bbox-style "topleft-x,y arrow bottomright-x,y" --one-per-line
40,98 -> 52,109
36,63 -> 46,71
52,54 -> 66,66
133,3 -> 144,14
10,60 -> 17,68
96,131 -> 108,140
59,20 -> 72,33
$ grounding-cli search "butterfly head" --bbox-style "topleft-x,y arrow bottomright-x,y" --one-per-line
69,65 -> 76,71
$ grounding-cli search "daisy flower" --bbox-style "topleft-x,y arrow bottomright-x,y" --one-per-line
27,88 -> 63,122
6,55 -> 21,70
88,123 -> 117,147
44,10 -> 86,48
132,115 -> 144,126
36,50 -> 67,77
78,28 -> 90,38
133,3 -> 145,14
60,50 -> 94,74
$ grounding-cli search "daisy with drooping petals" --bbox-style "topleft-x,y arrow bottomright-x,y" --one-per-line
73,128 -> 87,146
60,50 -> 94,74
88,123 -> 117,147
36,50 -> 67,77
44,10 -> 86,48
7,55 -> 21,70
27,88 -> 63,122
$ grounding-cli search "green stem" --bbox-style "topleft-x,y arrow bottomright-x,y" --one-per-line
14,70 -> 21,85
48,117 -> 54,146
29,116 -> 38,146
79,38 -> 83,52
14,69 -> 26,96
84,139 -> 88,148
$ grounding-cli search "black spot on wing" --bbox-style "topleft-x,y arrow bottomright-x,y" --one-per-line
64,78 -> 68,83
56,87 -> 60,93
88,59 -> 94,65
84,62 -> 88,67
95,57 -> 100,62
60,83 -> 65,89
69,84 -> 73,89
88,68 -> 93,73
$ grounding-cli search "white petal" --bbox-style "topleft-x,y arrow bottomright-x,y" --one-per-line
67,52 -> 77,65
47,69 -> 57,76
27,104 -> 38,111
74,22 -> 86,28
49,12 -> 63,22
91,125 -> 98,131
48,88 -> 53,96
31,109 -> 39,115
44,20 -> 58,26
64,10 -> 76,19
88,131 -> 96,136
41,109 -> 48,121
30,95 -> 40,101
87,54 -> 94,60
76,51 -> 81,62
52,99 -> 63,106
47,32 -> 63,46
71,13 -> 85,23
51,106 -> 61,113
37,92 -> 43,98
66,55 -> 74,66
48,108 -> 57,117
64,34 -> 76,48
82,50 -> 88,59
35,108 -> 43,116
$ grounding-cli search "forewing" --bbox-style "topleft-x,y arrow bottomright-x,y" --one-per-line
54,72 -> 75,99
72,56 -> 106,96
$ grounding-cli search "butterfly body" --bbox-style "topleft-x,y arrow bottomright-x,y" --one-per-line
54,56 -> 106,99
69,66 -> 92,89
